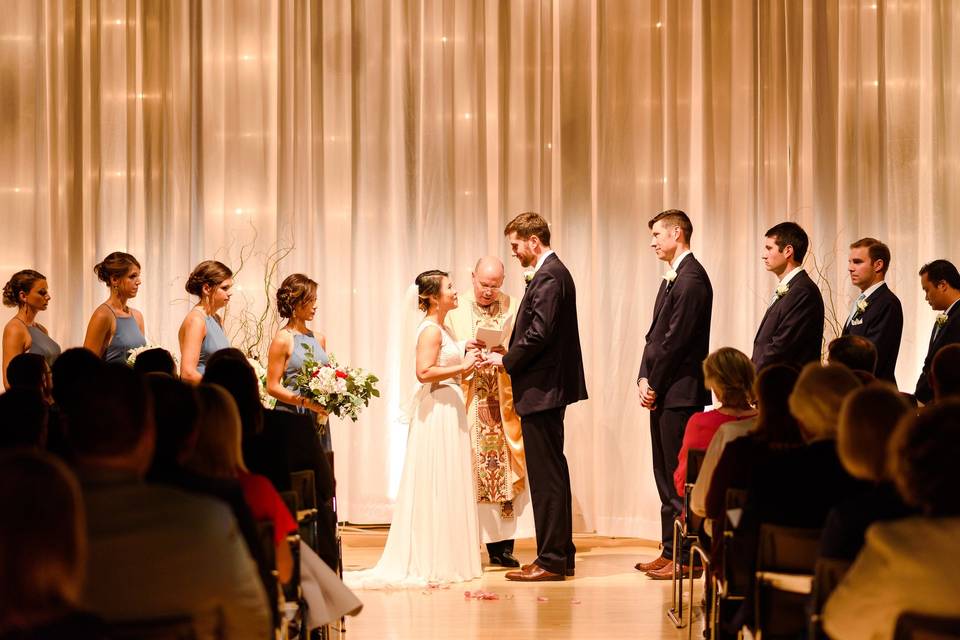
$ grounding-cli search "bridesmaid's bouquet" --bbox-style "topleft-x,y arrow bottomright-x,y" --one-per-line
246,356 -> 277,410
286,346 -> 380,421
126,345 -> 179,368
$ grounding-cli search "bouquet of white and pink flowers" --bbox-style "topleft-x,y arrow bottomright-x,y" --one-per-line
126,344 -> 179,369
286,346 -> 379,421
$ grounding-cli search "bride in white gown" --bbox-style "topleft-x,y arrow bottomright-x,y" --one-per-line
345,270 -> 483,588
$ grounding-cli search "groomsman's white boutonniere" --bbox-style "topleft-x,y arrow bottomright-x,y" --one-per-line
936,312 -> 950,328
774,283 -> 790,300
664,269 -> 678,283
857,299 -> 869,314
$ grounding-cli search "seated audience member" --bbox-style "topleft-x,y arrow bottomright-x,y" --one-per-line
674,347 -> 757,499
143,373 -> 276,623
819,384 -> 915,561
132,347 -> 177,377
49,348 -> 104,459
827,335 -> 878,377
704,365 -> 804,530
931,343 -> 960,402
67,364 -> 270,639
0,388 -> 49,449
822,400 -> 960,639
690,366 -> 793,519
0,450 -> 108,639
753,363 -> 863,528
203,349 -> 339,570
5,353 -> 53,404
187,383 -> 297,585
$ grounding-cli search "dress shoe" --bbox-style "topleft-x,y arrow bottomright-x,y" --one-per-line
565,567 -> 575,577
489,551 -> 521,568
645,560 -> 703,581
634,555 -> 670,572
505,564 -> 565,582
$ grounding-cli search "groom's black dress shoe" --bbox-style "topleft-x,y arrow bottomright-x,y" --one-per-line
489,551 -> 521,568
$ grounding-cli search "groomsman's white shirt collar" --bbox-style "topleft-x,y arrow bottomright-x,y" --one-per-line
670,250 -> 692,271
533,249 -> 555,274
847,280 -> 885,325
778,265 -> 805,286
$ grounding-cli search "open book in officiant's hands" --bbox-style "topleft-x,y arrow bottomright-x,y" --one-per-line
475,325 -> 507,351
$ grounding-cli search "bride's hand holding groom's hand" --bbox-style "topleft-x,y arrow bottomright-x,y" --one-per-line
461,350 -> 480,374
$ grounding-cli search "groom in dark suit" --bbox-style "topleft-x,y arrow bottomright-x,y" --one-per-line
841,238 -> 903,385
752,222 -> 825,372
484,212 -> 588,582
915,259 -> 960,404
635,210 -> 713,579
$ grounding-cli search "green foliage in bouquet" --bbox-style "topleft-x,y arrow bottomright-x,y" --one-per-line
286,345 -> 380,422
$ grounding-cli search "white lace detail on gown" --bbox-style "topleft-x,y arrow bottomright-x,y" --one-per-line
344,320 -> 482,589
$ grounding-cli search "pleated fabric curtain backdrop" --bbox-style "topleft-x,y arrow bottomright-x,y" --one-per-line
1,0 -> 958,537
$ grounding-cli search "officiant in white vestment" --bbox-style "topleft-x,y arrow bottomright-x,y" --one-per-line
448,256 -> 536,568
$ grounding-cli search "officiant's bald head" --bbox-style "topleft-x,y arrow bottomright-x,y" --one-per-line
472,257 -> 505,306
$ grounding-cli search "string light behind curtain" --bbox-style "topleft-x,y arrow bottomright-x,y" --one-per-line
1,0 -> 957,536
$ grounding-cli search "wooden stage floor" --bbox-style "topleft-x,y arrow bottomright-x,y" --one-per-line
339,530 -> 705,639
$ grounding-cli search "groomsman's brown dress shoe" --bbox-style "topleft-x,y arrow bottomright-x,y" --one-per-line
645,560 -> 703,581
505,564 -> 565,582
634,555 -> 670,572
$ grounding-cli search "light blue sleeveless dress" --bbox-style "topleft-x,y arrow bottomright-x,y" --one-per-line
197,315 -> 230,375
22,322 -> 61,365
276,330 -> 332,451
102,305 -> 147,365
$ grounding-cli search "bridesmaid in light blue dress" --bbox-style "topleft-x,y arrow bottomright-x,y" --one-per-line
83,253 -> 147,365
2,269 -> 61,389
179,260 -> 234,384
266,273 -> 333,451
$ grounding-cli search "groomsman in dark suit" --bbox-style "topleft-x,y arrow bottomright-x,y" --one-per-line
841,238 -> 903,385
752,222 -> 824,372
635,210 -> 713,579
484,212 -> 588,582
914,259 -> 960,404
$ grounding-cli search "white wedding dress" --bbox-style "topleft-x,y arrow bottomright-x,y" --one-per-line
344,320 -> 482,588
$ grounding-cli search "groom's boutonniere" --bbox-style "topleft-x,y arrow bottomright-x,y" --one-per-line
664,269 -> 678,283
523,271 -> 535,285
774,283 -> 790,299
936,312 -> 950,328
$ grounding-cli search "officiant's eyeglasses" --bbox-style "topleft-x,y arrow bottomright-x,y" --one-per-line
477,283 -> 501,293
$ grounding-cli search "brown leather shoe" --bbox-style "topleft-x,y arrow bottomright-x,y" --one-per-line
634,555 -> 670,572
645,560 -> 703,581
505,564 -> 565,582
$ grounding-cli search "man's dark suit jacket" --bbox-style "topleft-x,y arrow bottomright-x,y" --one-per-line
841,282 -> 903,384
504,253 -> 588,417
636,254 -> 713,409
752,269 -> 825,372
914,301 -> 960,404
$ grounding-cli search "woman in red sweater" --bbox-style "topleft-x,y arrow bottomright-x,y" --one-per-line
673,347 -> 757,497
188,383 -> 297,585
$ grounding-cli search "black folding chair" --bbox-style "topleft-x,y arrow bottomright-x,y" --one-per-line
668,448 -> 707,628
808,557 -> 852,640
754,524 -> 821,638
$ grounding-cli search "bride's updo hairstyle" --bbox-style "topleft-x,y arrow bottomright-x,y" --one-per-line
94,252 -> 140,286
3,270 -> 46,308
277,273 -> 318,319
185,260 -> 232,296
415,270 -> 448,312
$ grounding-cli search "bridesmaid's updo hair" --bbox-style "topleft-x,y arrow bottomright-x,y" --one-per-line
415,270 -> 448,312
94,252 -> 140,285
2,270 -> 46,308
185,260 -> 233,296
276,274 -> 318,319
